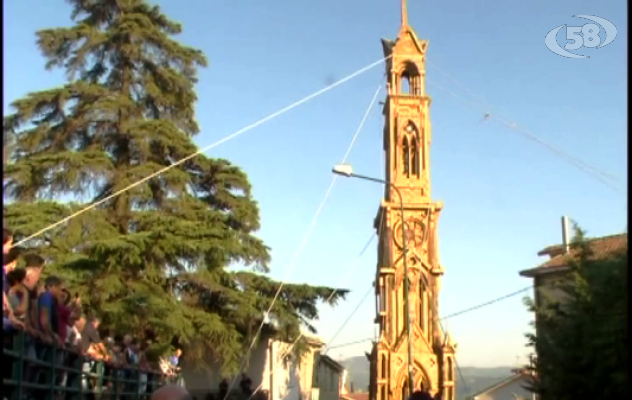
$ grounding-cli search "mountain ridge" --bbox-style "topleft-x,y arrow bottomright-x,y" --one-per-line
339,356 -> 519,400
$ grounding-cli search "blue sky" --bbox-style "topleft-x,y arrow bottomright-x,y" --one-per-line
4,0 -> 627,368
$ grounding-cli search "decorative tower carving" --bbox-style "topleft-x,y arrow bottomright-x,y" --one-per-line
369,2 -> 455,400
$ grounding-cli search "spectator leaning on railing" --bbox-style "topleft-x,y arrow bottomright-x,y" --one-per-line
38,275 -> 65,347
6,268 -> 28,323
23,253 -> 46,341
58,288 -> 82,344
3,224 -> 180,397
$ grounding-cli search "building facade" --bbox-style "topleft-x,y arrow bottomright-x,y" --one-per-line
183,335 -> 336,400
369,2 -> 455,400
519,218 -> 627,326
314,354 -> 347,400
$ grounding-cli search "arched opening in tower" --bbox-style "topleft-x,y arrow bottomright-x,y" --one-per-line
401,75 -> 412,94
401,377 -> 409,400
399,61 -> 421,95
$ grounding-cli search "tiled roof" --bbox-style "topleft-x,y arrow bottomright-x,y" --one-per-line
320,354 -> 346,373
469,372 -> 532,398
521,233 -> 627,277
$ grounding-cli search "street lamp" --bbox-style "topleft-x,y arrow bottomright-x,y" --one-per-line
332,164 -> 415,397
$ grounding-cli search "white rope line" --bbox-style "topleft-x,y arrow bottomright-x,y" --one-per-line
245,232 -> 380,400
322,284 -> 374,355
245,180 -> 388,400
427,59 -> 621,184
221,84 -> 383,400
425,61 -> 623,194
13,56 -> 390,248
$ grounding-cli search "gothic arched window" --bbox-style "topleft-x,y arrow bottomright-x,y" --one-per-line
402,122 -> 420,178
402,137 -> 410,176
401,378 -> 409,400
418,278 -> 426,331
448,357 -> 454,381
381,354 -> 387,379
411,137 -> 419,176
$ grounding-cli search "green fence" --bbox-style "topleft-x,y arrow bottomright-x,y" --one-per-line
3,330 -> 176,400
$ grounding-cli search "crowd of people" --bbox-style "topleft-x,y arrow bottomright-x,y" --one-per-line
2,227 -> 272,400
2,227 -> 182,398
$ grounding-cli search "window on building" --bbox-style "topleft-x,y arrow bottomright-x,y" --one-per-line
402,136 -> 410,176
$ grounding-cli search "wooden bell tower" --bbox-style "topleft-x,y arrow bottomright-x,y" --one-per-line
368,2 -> 456,400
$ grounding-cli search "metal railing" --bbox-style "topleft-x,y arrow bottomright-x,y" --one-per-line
3,329 -> 177,400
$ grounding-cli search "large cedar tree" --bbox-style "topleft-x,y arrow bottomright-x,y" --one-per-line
3,0 -> 347,371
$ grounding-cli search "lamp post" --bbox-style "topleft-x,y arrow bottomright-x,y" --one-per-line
332,164 -> 415,397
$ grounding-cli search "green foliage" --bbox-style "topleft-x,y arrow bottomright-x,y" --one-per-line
524,225 -> 628,400
3,0 -> 347,373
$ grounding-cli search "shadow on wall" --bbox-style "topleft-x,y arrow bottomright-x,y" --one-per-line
181,336 -> 317,400
182,343 -> 268,400
277,356 -> 302,400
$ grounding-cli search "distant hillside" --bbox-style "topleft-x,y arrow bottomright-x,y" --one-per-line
339,356 -> 516,400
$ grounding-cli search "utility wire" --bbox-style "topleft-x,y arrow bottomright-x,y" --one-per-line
440,286 -> 533,321
326,337 -> 373,351
13,56 -> 390,248
224,84 -> 383,400
453,353 -> 470,400
433,283 -> 532,397
425,61 -> 623,195
243,275 -> 531,400
323,285 -> 374,354
245,232 -> 379,400
435,308 -> 470,398
427,59 -> 621,185
323,284 -> 534,351
245,140 -> 389,400
244,79 -> 388,400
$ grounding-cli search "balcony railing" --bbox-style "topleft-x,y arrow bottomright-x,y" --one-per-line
3,330 -> 177,400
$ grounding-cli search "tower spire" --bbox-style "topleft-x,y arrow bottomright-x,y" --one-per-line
401,0 -> 408,27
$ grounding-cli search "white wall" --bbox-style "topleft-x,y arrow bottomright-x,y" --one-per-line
183,338 -> 270,394
271,341 -> 302,400
182,338 -> 317,400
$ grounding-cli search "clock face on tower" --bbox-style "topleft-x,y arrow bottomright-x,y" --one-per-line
392,216 -> 426,249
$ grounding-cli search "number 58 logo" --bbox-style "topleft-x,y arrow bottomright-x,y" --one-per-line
545,15 -> 617,58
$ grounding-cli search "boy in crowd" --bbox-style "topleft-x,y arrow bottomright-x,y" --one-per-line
38,275 -> 64,346
23,254 -> 45,337
77,313 -> 108,394
23,253 -> 45,292
6,268 -> 28,322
